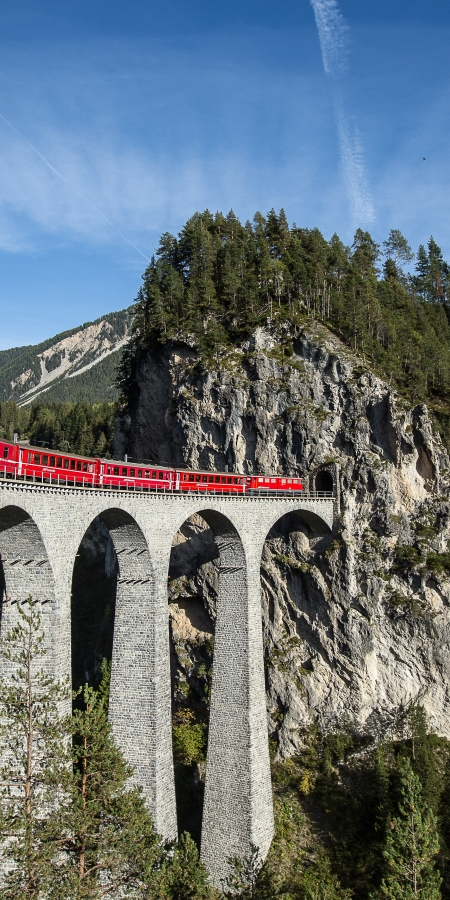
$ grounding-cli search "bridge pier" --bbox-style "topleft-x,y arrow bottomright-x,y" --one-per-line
102,510 -> 177,840
200,513 -> 274,889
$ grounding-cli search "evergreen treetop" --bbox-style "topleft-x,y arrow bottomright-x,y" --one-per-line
117,209 -> 450,447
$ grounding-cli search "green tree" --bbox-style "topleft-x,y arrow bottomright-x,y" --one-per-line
165,832 -> 213,900
0,598 -> 71,900
299,851 -> 353,900
172,708 -> 206,768
50,673 -> 166,900
374,757 -> 442,900
383,229 -> 415,273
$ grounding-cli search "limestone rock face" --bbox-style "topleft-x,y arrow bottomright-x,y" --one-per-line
116,321 -> 450,755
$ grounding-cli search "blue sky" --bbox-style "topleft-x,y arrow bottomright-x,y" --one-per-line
0,0 -> 449,348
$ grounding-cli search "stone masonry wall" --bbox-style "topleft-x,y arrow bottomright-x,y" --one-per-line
0,480 -> 333,886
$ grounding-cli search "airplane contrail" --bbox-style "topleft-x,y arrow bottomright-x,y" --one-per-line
309,0 -> 349,76
0,111 -> 151,262
334,94 -> 375,225
309,0 -> 375,226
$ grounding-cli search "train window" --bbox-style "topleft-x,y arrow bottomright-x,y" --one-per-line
3,447 -> 8,458
208,476 -> 213,482
83,462 -> 88,472
69,460 -> 75,470
215,476 -> 220,483
151,471 -> 155,478
57,458 -> 62,467
233,478 -> 237,483
50,457 -> 55,467
42,455 -> 48,466
130,469 -> 135,476
122,468 -> 127,476
221,477 -> 226,483
35,454 -> 41,464
189,474 -> 194,482
27,452 -> 32,462
145,471 -> 150,478
227,477 -> 232,484
159,472 -> 163,479
88,464 -> 94,473
202,476 -> 207,483
64,459 -> 69,469
138,470 -> 142,477
114,467 -> 119,476
195,475 -> 201,482
76,462 -> 81,471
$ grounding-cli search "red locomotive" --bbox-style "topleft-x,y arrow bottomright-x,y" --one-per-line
0,439 -> 305,495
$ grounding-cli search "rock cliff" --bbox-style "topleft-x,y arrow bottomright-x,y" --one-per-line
116,319 -> 450,755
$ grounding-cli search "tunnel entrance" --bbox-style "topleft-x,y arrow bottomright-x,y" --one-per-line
315,470 -> 334,493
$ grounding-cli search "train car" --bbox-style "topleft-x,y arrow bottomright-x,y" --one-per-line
178,469 -> 247,493
19,444 -> 98,487
0,439 -> 99,486
248,475 -> 303,493
99,460 -> 175,491
0,439 -> 20,476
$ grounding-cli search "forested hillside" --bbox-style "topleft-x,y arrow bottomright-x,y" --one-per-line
0,306 -> 133,406
0,399 -> 115,457
118,209 -> 450,444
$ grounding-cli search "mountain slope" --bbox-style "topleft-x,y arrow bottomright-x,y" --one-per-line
0,307 -> 133,405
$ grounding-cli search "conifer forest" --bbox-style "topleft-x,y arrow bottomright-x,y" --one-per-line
119,210 -> 450,446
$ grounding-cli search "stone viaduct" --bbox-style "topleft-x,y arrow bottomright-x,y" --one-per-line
0,479 -> 335,887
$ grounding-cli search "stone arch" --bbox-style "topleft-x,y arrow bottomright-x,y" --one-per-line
259,506 -> 334,756
310,463 -> 339,506
0,504 -> 60,684
71,507 -> 176,841
261,505 -> 334,551
168,512 -> 217,843
169,506 -> 274,889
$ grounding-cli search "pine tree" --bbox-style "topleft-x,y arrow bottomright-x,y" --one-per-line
165,832 -> 213,900
49,671 -> 167,900
373,756 -> 442,900
383,229 -> 415,272
0,598 -> 71,900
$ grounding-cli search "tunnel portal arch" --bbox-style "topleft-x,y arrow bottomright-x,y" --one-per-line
315,470 -> 334,493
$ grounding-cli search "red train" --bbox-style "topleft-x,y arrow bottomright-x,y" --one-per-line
0,439 -> 304,495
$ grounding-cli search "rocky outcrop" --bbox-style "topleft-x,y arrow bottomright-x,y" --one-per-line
116,319 -> 450,754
